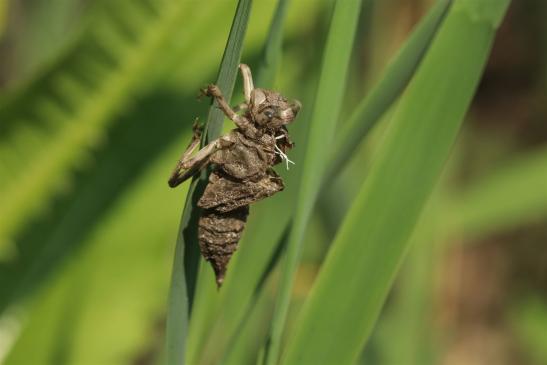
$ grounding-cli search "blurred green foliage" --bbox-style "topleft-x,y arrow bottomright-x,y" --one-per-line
0,0 -> 546,364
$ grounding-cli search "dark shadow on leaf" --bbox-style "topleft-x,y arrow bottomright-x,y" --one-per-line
0,88 -> 208,313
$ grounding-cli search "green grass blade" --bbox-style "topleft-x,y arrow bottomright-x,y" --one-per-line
264,1 -> 363,364
220,283 -> 276,365
281,1 -> 511,364
165,1 -> 252,364
255,0 -> 291,87
373,211 -> 441,365
215,226 -> 289,365
443,145 -> 547,239
326,0 -> 451,179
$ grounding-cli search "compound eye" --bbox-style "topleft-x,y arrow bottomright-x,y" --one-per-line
263,108 -> 275,119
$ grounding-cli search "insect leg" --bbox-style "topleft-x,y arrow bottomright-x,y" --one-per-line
168,135 -> 233,188
239,64 -> 254,103
202,84 -> 256,133
176,119 -> 202,160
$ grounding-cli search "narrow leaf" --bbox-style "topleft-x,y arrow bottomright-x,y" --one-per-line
264,0 -> 363,364
165,1 -> 252,364
281,1 -> 510,364
326,0 -> 452,178
444,144 -> 547,239
256,0 -> 291,87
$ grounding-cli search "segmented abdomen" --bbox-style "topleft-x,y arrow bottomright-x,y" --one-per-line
198,206 -> 249,287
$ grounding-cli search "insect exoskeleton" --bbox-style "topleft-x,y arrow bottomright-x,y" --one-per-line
169,64 -> 300,287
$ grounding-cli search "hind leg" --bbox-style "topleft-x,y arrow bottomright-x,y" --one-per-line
201,84 -> 256,135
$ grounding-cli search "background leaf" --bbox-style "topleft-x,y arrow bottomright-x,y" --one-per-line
0,0 -> 194,248
281,2 -> 511,364
444,144 -> 547,239
327,0 -> 451,178
264,0 -> 363,363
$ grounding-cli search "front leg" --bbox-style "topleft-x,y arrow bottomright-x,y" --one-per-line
202,84 -> 256,134
168,134 -> 234,188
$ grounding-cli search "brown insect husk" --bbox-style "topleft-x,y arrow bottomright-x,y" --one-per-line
169,64 -> 300,286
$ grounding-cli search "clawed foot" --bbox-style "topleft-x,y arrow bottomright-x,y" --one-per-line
199,84 -> 222,100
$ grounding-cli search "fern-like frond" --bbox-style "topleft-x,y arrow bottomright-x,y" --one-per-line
0,0 -> 198,248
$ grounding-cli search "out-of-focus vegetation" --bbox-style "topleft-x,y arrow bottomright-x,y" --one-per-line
0,0 -> 545,364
